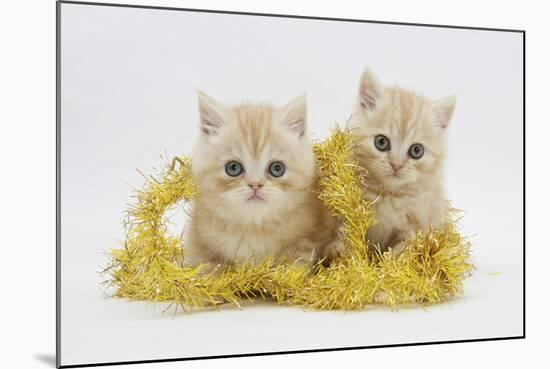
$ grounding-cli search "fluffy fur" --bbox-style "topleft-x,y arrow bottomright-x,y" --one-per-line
185,92 -> 340,270
347,67 -> 456,253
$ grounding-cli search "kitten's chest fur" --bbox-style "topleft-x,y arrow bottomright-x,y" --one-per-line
364,181 -> 448,249
200,219 -> 301,264
186,192 -> 335,266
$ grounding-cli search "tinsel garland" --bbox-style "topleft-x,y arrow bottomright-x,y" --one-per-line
104,128 -> 473,312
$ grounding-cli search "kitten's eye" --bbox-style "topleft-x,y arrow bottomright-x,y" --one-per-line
408,143 -> 424,159
268,161 -> 286,177
374,135 -> 391,151
225,161 -> 244,177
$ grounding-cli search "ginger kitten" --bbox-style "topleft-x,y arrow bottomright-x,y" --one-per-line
348,68 -> 456,254
185,92 -> 340,270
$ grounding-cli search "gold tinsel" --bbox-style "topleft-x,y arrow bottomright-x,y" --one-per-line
104,128 -> 473,312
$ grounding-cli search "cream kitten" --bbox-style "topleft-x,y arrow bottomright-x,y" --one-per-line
185,92 -> 340,270
347,68 -> 456,254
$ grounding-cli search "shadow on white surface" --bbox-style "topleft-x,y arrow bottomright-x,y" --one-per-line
33,354 -> 56,368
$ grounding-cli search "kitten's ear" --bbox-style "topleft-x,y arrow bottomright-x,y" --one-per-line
197,91 -> 229,136
280,94 -> 307,137
358,67 -> 383,111
432,95 -> 456,129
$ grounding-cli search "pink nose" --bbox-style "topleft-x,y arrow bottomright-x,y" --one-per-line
247,182 -> 264,191
390,162 -> 403,172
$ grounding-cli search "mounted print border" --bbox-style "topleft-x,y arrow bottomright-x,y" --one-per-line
56,1 -> 525,367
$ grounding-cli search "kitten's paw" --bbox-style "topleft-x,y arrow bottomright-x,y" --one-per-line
389,241 -> 406,255
184,253 -> 222,275
323,239 -> 345,262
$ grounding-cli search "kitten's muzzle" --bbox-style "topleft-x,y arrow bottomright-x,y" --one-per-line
246,182 -> 265,201
390,162 -> 404,173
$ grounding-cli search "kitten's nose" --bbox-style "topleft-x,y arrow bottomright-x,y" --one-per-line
390,162 -> 403,172
247,182 -> 264,191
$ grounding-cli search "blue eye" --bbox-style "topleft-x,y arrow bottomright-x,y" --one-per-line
408,143 -> 424,159
268,161 -> 286,177
225,161 -> 243,177
374,135 -> 391,151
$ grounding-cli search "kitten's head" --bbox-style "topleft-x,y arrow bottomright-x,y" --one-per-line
348,67 -> 456,190
192,92 -> 314,224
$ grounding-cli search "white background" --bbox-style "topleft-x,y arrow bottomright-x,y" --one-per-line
1,0 -> 547,369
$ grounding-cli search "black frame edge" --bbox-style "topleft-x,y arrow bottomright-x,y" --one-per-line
59,336 -> 525,368
58,0 -> 525,33
56,0 -> 62,368
522,30 -> 526,339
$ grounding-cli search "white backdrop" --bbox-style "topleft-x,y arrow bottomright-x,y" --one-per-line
59,3 -> 523,367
